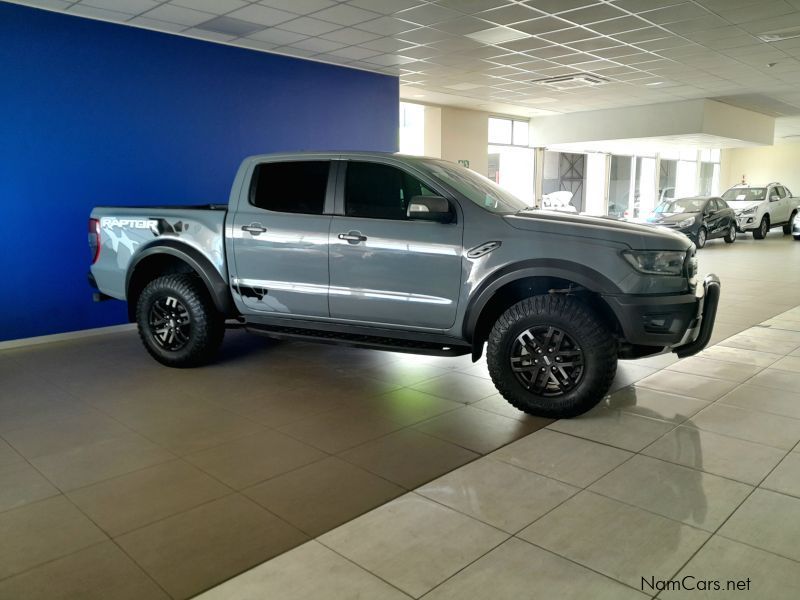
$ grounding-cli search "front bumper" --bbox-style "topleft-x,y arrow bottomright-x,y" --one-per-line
603,274 -> 720,358
735,214 -> 757,231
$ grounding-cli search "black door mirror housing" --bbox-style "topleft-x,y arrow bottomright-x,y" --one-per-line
407,195 -> 453,223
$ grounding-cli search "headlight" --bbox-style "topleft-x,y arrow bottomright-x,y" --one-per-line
623,250 -> 686,276
677,217 -> 695,229
740,207 -> 756,215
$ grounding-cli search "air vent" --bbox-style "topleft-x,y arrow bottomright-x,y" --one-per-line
531,73 -> 609,90
758,26 -> 800,42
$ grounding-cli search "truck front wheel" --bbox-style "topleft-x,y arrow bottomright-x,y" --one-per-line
487,295 -> 617,419
753,216 -> 769,239
136,274 -> 224,367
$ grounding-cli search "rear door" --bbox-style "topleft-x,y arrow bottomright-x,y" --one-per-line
328,160 -> 463,329
707,198 -> 726,237
229,160 -> 333,317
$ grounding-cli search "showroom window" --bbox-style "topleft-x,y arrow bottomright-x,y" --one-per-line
344,161 -> 437,220
399,102 -> 425,156
250,161 -> 329,214
488,116 -> 529,147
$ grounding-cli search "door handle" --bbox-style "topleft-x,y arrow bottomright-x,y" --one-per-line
338,232 -> 367,243
242,223 -> 267,235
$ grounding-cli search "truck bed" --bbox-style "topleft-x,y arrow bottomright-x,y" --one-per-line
90,205 -> 228,300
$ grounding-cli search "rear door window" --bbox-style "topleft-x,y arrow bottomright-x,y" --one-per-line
250,161 -> 330,214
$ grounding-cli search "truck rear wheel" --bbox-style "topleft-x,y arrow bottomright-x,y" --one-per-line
487,295 -> 617,419
136,274 -> 224,367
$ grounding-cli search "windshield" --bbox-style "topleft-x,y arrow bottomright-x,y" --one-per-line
654,197 -> 706,213
722,188 -> 766,202
422,160 -> 529,214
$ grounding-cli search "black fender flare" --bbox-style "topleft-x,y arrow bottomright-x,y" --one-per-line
126,240 -> 234,317
462,259 -> 622,341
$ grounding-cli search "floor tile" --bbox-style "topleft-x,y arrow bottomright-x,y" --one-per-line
720,335 -> 800,355
127,408 -> 265,456
410,372 -> 499,404
0,439 -> 23,471
589,455 -> 752,531
245,456 -> 404,536
277,406 -> 403,453
185,429 -> 327,490
0,397 -> 96,435
347,388 -> 463,426
770,355 -> 800,373
687,403 -> 800,450
665,356 -> 763,382
0,495 -> 107,579
423,537 -> 646,600
699,345 -> 782,367
319,493 -> 508,598
718,383 -> 800,419
29,432 -> 175,491
418,458 -> 577,533
0,462 -> 59,513
195,541 -> 410,600
661,536 -> 800,599
643,425 -> 785,485
414,406 -> 545,454
67,460 -> 231,536
601,386 -> 709,424
489,428 -> 633,488
339,429 -> 478,489
471,393 -> 551,422
547,407 -> 675,452
246,393 -> 344,428
761,452 -> 800,499
609,362 -> 658,392
2,411 -> 131,459
116,494 -> 307,600
719,489 -> 800,562
746,368 -> 800,393
357,361 -> 452,386
635,370 -> 738,401
519,491 -> 709,589
741,325 -> 800,342
0,541 -> 168,600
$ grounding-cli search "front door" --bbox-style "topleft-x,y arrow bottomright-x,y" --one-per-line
230,160 -> 333,317
328,160 -> 463,330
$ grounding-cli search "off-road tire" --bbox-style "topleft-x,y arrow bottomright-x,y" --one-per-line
696,227 -> 707,248
753,216 -> 769,239
136,274 -> 224,367
724,225 -> 736,243
487,295 -> 617,419
783,211 -> 797,235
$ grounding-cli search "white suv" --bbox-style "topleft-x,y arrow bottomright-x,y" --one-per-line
721,183 -> 799,239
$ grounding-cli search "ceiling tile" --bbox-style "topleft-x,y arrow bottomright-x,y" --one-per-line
566,36 -> 622,51
436,0 -> 514,13
663,15 -> 728,34
313,4 -> 381,26
478,3 -> 540,25
290,37 -> 348,53
395,4 -> 461,25
279,16 -> 344,35
360,36 -> 416,52
724,1 -> 797,25
247,27 -> 308,45
538,26 -> 596,43
141,4 -> 214,26
560,3 -> 626,25
320,26 -> 381,44
347,0 -> 423,15
522,0 -> 597,13
227,4 -> 296,27
588,15 -> 650,34
128,16 -> 187,32
170,0 -> 247,13
613,27 -> 669,44
182,27 -> 235,41
511,16 -> 573,35
196,16 -> 264,36
497,36 -> 553,52
81,0 -> 159,14
357,16 -> 418,34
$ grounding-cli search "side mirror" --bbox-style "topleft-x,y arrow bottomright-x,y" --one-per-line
770,194 -> 780,202
407,195 -> 452,223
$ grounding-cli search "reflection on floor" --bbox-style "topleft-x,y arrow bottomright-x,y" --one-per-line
1,235 -> 800,599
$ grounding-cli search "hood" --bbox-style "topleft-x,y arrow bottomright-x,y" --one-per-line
725,200 -> 761,212
647,212 -> 699,225
506,210 -> 691,251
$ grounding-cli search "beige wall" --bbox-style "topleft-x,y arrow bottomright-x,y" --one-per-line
423,105 -> 442,158
721,143 -> 800,193
440,106 -> 489,176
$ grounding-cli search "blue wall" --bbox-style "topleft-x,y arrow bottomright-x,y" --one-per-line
0,2 -> 398,341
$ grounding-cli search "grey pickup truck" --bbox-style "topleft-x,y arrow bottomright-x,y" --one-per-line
89,152 -> 720,418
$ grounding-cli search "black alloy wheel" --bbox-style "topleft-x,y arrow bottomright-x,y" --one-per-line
510,326 -> 585,397
149,295 -> 191,351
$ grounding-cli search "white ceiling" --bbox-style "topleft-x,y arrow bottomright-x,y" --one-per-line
13,0 -> 800,130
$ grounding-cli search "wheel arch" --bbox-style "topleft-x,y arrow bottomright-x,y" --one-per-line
126,241 -> 234,321
464,260 -> 623,360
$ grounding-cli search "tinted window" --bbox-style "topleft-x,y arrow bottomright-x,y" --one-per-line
717,199 -> 729,209
344,162 -> 437,220
655,197 -> 707,213
250,161 -> 329,214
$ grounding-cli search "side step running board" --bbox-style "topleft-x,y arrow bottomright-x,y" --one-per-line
245,323 -> 471,356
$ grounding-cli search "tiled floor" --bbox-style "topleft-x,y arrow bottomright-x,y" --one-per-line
2,234 -> 800,598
